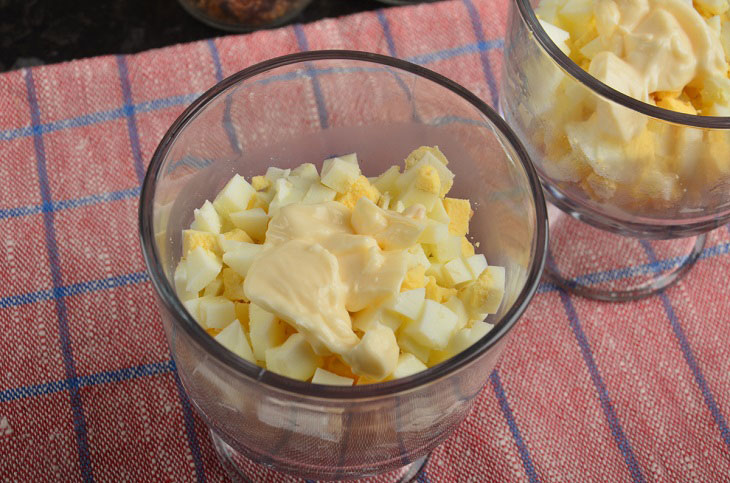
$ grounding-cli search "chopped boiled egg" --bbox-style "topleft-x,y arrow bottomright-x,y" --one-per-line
173,146 -> 502,383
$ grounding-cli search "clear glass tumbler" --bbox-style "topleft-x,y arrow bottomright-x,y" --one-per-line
139,51 -> 547,481
501,0 -> 730,301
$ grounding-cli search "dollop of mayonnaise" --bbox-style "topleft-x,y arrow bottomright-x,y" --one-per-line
595,0 -> 726,95
243,201 -> 410,379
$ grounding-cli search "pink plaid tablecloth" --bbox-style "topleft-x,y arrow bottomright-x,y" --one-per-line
1,0 -> 729,481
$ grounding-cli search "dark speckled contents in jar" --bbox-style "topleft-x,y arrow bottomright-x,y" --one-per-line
183,0 -> 311,29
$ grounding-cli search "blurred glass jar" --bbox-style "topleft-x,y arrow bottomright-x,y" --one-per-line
178,0 -> 314,31
376,0 -> 441,4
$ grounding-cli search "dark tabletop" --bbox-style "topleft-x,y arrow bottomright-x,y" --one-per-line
0,0 -> 397,72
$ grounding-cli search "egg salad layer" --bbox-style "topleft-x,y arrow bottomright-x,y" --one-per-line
523,0 -> 730,212
173,147 -> 506,385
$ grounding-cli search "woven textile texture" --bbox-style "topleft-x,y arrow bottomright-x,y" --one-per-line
1,0 -> 729,481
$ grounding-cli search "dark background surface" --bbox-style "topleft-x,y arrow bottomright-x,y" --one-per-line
0,0 -> 395,72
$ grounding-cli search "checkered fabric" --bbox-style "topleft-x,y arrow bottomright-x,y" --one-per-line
1,0 -> 729,481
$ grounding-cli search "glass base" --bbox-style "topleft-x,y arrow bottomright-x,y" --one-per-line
545,204 -> 706,302
210,430 -> 430,482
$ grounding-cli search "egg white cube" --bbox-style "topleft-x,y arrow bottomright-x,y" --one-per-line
481,266 -> 506,314
396,332 -> 431,364
191,200 -> 221,234
397,185 -> 438,211
302,183 -> 337,204
338,153 -> 359,165
425,262 -> 445,283
419,220 -> 449,244
428,235 -> 462,263
217,235 -> 250,254
431,321 -> 494,365
291,162 -> 319,181
385,288 -> 425,321
312,367 -> 354,386
451,321 -> 493,354
249,303 -> 287,361
428,199 -> 451,224
222,243 -> 264,277
265,333 -> 319,381
185,246 -> 222,293
352,306 -> 405,333
443,257 -> 474,287
215,320 -> 255,362
374,213 -> 425,250
200,296 -> 236,329
406,244 -> 430,270
320,156 -> 361,193
539,19 -> 571,55
460,265 -> 506,317
401,299 -> 458,350
557,0 -> 593,38
344,325 -> 399,380
213,174 -> 255,218
392,353 -> 428,379
398,151 -> 455,197
465,254 -> 488,278
229,208 -> 270,242
182,297 -> 203,325
268,178 -> 306,215
264,167 -> 291,183
174,261 -> 197,301
443,295 -> 469,331
372,165 -> 401,193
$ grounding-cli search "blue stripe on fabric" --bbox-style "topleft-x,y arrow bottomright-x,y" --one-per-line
0,361 -> 174,403
75,360 -> 175,388
376,9 -> 424,123
557,288 -> 645,482
222,94 -> 240,154
0,186 -> 139,221
24,67 -> 95,483
52,186 -> 141,212
405,39 -> 504,66
40,107 -> 125,134
490,371 -> 540,482
116,53 -> 206,482
171,364 -> 207,483
116,55 -> 146,185
376,10 -> 398,57
0,40 -> 507,144
0,94 -> 199,143
0,287 -> 54,308
293,24 -> 329,129
535,241 -> 730,294
134,93 -> 200,115
461,0 -> 500,107
0,125 -> 34,141
0,204 -> 43,219
0,379 -> 69,403
640,242 -> 730,449
206,39 -> 224,83
0,271 -> 149,309
205,39 -> 240,154
59,271 -> 150,298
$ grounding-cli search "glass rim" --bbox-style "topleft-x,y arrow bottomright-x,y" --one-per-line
139,50 -> 548,400
514,0 -> 730,129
